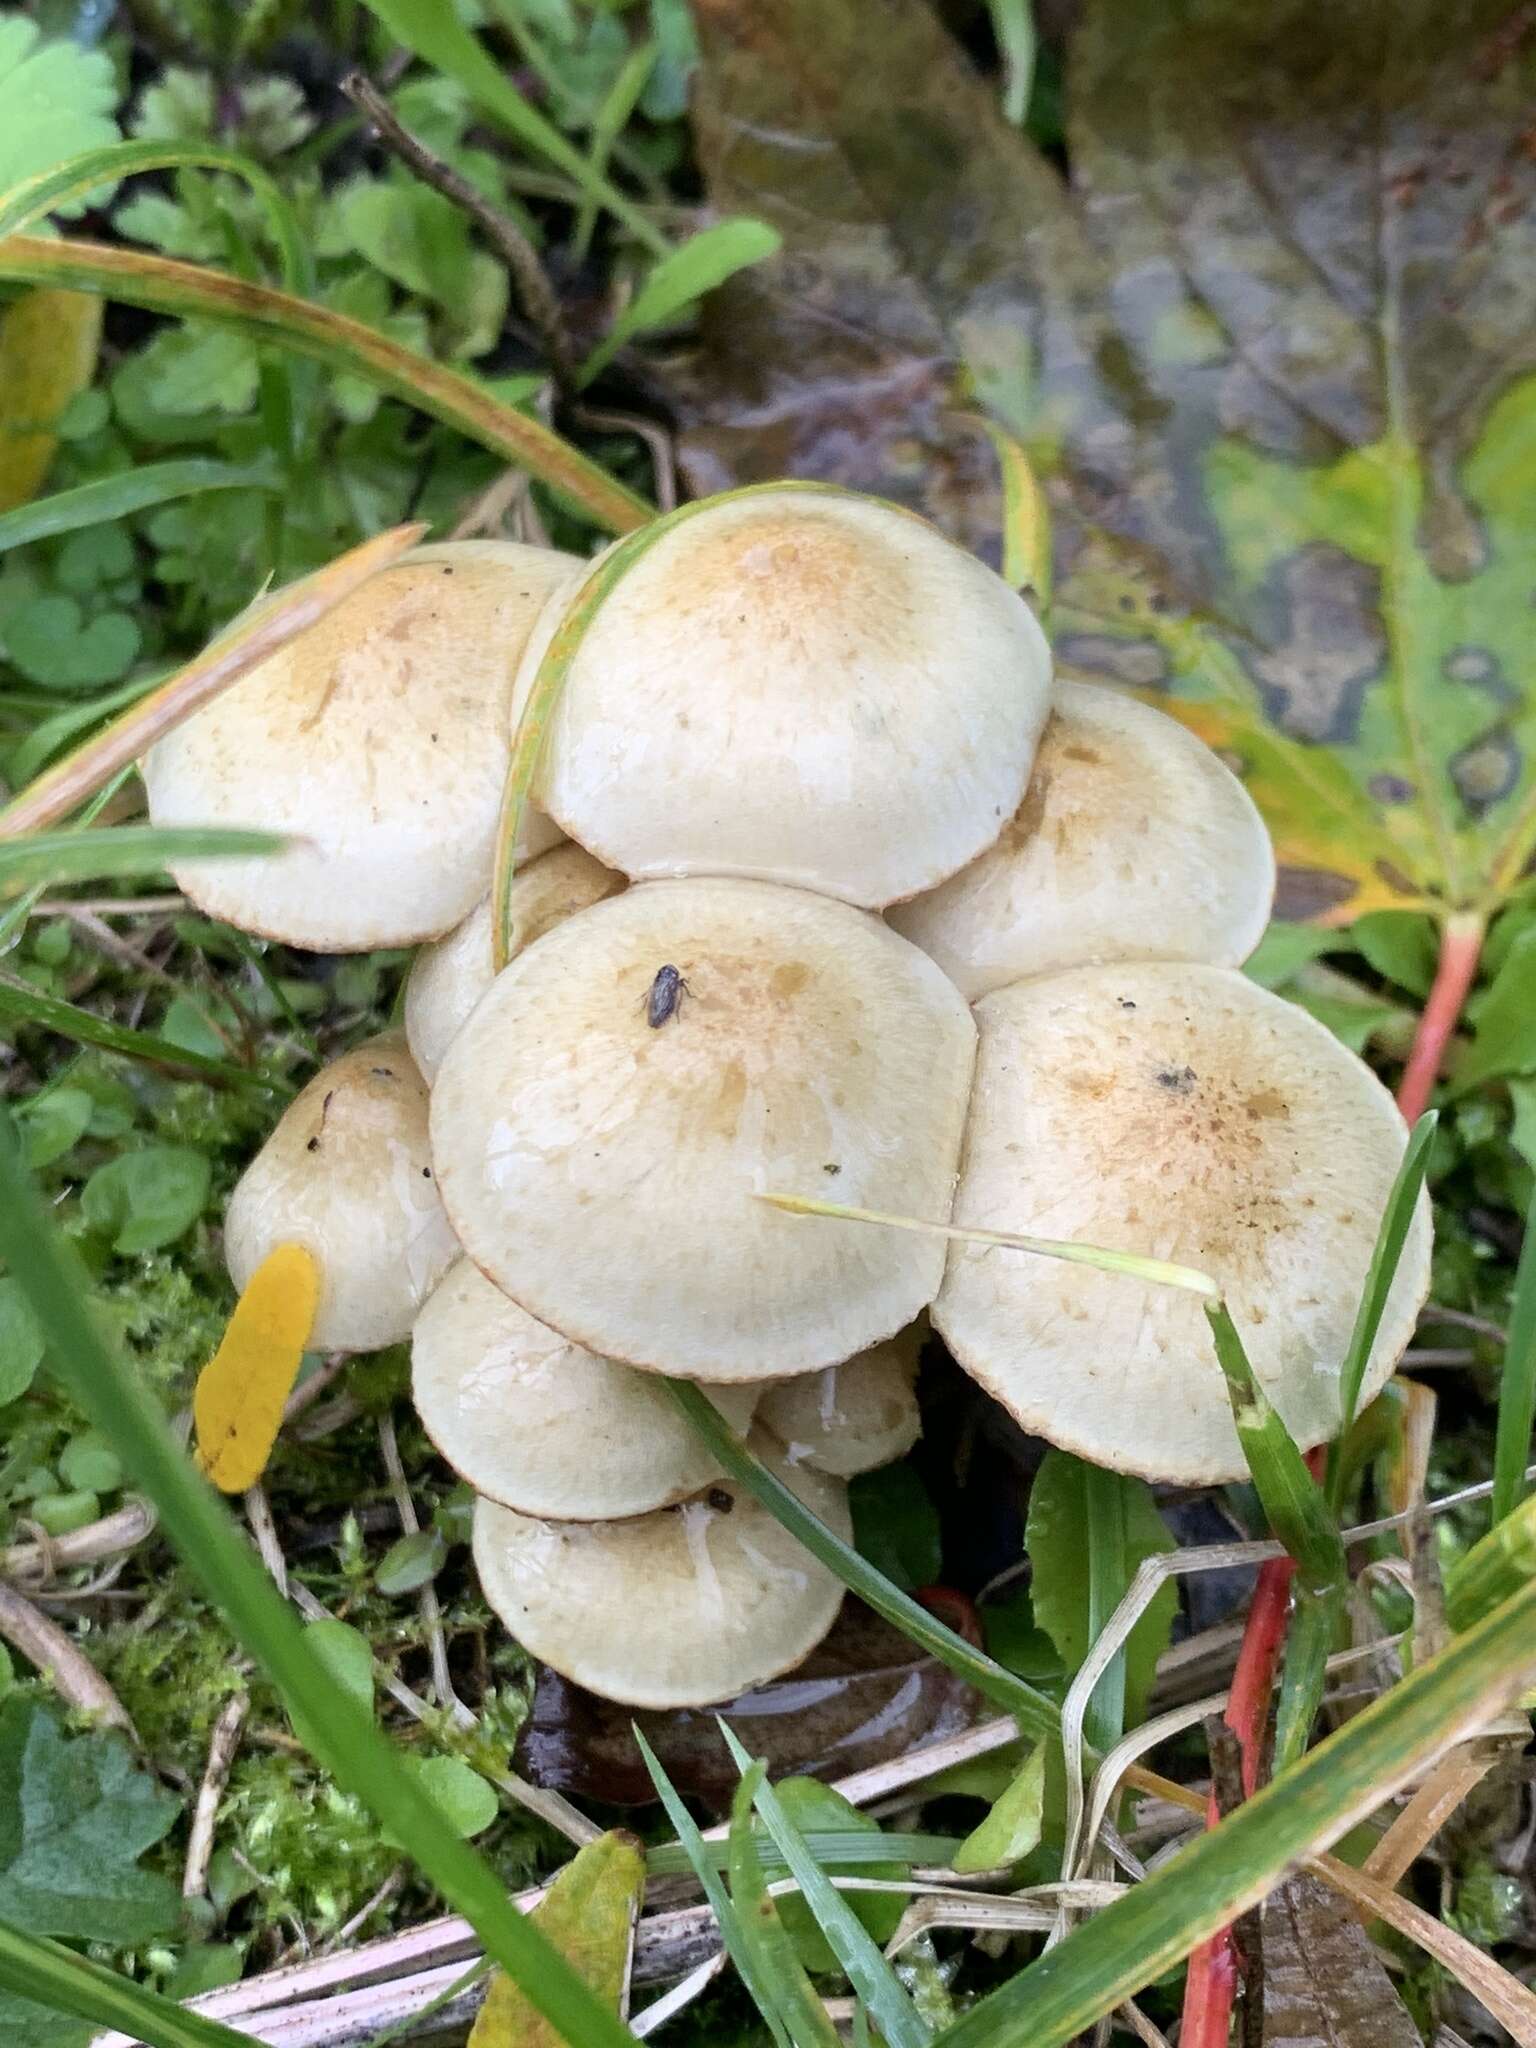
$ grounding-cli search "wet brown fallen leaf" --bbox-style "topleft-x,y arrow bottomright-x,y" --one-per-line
516,1598 -> 980,1806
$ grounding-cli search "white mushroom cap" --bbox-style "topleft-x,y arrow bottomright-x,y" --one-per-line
404,843 -> 624,1081
932,963 -> 1432,1485
758,1330 -> 922,1477
471,1430 -> 851,1707
411,1259 -> 758,1518
431,877 -> 976,1382
888,682 -> 1275,999
143,541 -> 579,951
517,488 -> 1052,908
225,1033 -> 457,1353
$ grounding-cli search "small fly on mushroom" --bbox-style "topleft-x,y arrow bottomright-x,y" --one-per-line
647,962 -> 690,1028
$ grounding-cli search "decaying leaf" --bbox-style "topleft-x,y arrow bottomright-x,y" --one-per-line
0,289 -> 101,512
677,0 -> 1536,925
468,1830 -> 645,2047
1261,1872 -> 1421,2046
193,1241 -> 319,1494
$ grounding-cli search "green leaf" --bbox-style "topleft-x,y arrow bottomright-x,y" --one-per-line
141,325 -> 261,417
1349,912 -> 1439,1000
579,217 -> 782,385
58,1431 -> 122,1494
0,1277 -> 44,1404
468,1830 -> 644,2046
1026,1450 -> 1176,1740
0,20 -> 118,210
0,1921 -> 251,2048
376,1526 -> 448,1594
403,1757 -> 498,1841
80,1145 -> 211,1254
721,1726 -> 930,2048
726,1761 -> 838,2048
952,1742 -> 1046,1874
1491,1177 -> 1536,1528
3,595 -> 139,689
0,1698 -> 179,1943
766,1780 -> 906,1971
1451,926 -> 1536,1094
15,1088 -> 93,1169
849,1461 -> 941,1592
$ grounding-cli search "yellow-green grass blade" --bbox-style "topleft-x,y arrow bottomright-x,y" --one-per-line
0,1919 -> 256,2048
0,459 -> 277,557
0,235 -> 651,537
0,825 -> 284,893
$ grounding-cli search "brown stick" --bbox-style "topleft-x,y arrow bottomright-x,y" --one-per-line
342,72 -> 577,395
183,1693 -> 249,1898
0,1580 -> 136,1734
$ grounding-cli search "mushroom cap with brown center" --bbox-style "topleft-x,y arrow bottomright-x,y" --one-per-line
888,682 -> 1275,998
143,541 -> 578,951
224,1033 -> 457,1353
932,962 -> 1431,1485
517,489 -> 1051,908
430,876 -> 976,1381
412,1259 -> 759,1518
404,843 -> 625,1081
758,1330 -> 922,1477
471,1430 -> 851,1707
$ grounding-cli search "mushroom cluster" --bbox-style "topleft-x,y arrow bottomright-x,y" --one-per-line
151,485 -> 1431,1711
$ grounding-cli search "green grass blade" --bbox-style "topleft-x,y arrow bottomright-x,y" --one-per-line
0,825 -> 286,892
727,1763 -> 841,2048
634,1729 -> 793,2048
0,978 -> 283,1095
0,1122 -> 638,2048
0,236 -> 652,538
1204,1301 -> 1344,1589
1492,1177 -> 1536,1527
647,1833 -> 960,1878
0,460 -> 277,557
0,141 -> 312,293
988,0 -> 1038,123
0,1919 -> 255,2048
719,1725 -> 931,2048
1445,1487 -> 1536,1633
361,0 -> 669,256
577,219 -> 783,388
936,1573 -> 1536,2048
1083,1462 -> 1130,1756
1325,1110 -> 1437,1508
1272,1585 -> 1344,1771
665,1380 -> 1060,1741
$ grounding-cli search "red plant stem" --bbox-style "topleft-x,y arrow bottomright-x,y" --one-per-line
1396,910 -> 1484,1125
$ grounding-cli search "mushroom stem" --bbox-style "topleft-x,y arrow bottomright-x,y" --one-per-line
1395,909 -> 1484,1125
758,1194 -> 1221,1300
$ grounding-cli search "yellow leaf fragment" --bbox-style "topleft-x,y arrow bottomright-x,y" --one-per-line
980,421 -> 1052,612
194,1242 -> 319,1493
0,288 -> 101,512
469,1831 -> 645,2048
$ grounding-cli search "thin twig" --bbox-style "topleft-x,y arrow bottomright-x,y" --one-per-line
571,401 -> 678,510
320,1866 -> 407,1954
0,1580 -> 136,1734
377,1411 -> 465,1722
183,1693 -> 249,1899
0,1498 -> 157,1585
342,71 -> 577,393
244,1485 -> 289,1597
282,1354 -> 351,1424
34,893 -> 187,917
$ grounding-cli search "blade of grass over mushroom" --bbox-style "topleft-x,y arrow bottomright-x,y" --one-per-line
757,1195 -> 1220,1298
635,1730 -> 795,2048
1324,1111 -> 1438,1509
0,979 -> 284,1094
718,1724 -> 931,2048
1491,1179 -> 1536,1528
0,458 -> 278,557
0,522 -> 423,837
936,1575 -> 1536,2048
0,141 -> 312,292
0,826 -> 286,895
0,1121 -> 641,2048
490,481 -> 852,965
360,0 -> 669,258
0,1919 -> 257,2048
665,1381 -> 1060,1741
0,237 -> 651,537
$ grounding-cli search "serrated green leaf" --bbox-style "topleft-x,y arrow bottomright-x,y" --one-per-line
0,19 -> 118,208
0,1698 -> 180,1943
